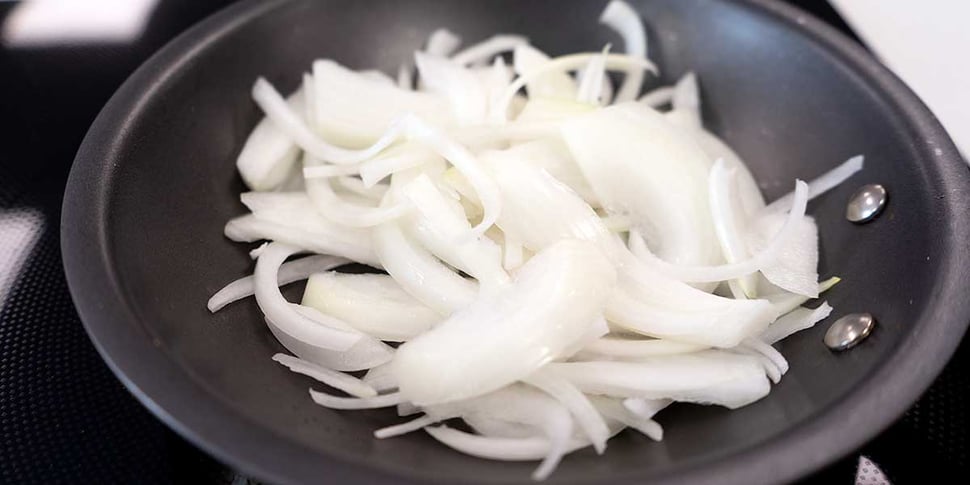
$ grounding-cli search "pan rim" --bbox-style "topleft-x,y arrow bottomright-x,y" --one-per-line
61,0 -> 970,484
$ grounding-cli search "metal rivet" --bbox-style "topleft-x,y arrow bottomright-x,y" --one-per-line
824,313 -> 876,351
846,184 -> 887,223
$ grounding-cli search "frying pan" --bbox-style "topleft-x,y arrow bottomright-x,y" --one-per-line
61,0 -> 970,483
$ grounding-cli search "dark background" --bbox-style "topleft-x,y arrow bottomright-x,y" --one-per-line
0,1 -> 963,483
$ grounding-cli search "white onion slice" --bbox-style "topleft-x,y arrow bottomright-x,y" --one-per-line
392,240 -> 616,405
590,396 -> 664,441
426,28 -> 462,57
523,368 -> 611,454
373,212 -> 477,315
236,88 -> 303,191
494,52 -> 658,121
208,254 -> 349,312
512,44 -> 578,99
549,351 -> 771,409
766,155 -> 865,211
599,0 -> 647,103
225,210 -> 377,266
253,77 -> 412,164
309,389 -> 403,409
761,302 -> 833,344
272,353 -> 377,398
363,363 -> 398,393
638,86 -> 674,107
253,243 -> 360,351
576,45 -> 610,104
451,34 -> 528,66
304,158 -> 411,227
581,337 -> 707,359
746,209 -> 820,297
302,272 -> 441,342
415,51 -> 488,123
374,414 -> 439,439
635,179 -> 809,283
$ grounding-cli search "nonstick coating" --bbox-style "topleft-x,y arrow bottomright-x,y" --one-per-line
62,0 -> 970,484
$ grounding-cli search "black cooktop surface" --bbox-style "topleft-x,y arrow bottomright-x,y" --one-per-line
0,1 -> 964,483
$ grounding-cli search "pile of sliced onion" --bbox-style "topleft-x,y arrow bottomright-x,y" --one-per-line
208,1 -> 863,480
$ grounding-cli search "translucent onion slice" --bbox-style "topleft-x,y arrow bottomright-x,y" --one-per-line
304,156 -> 411,227
590,396 -> 664,441
764,277 -> 839,317
236,88 -> 303,191
667,72 -> 702,129
513,45 -> 578,99
549,350 -> 771,409
633,179 -> 809,283
208,254 -> 349,312
746,209 -> 820,297
400,174 -> 510,288
373,211 -> 477,315
599,0 -> 647,103
272,353 -> 377,398
309,389 -> 403,409
253,77 -> 412,164
426,28 -> 462,57
271,303 -> 394,371
708,159 -> 758,297
224,214 -> 378,268
561,103 -> 720,267
523,368 -> 611,454
581,337 -> 707,359
253,243 -> 361,351
576,45 -> 610,105
761,302 -> 833,344
392,240 -> 616,405
766,155 -> 865,211
362,362 -> 398,393
374,414 -> 439,439
302,272 -> 441,342
335,176 -> 387,200
312,60 -> 453,147
415,51 -> 488,123
638,86 -> 674,107
494,52 -> 658,122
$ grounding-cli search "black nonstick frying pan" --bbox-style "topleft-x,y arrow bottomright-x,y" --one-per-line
61,0 -> 970,483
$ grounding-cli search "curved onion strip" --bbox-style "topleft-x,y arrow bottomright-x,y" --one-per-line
766,155 -> 864,212
424,426 -> 584,481
400,116 -> 503,239
224,214 -> 378,266
590,396 -> 664,441
373,212 -> 477,315
252,243 -> 360,351
492,53 -> 658,122
640,180 -> 809,282
359,144 -> 441,187
741,338 -> 789,376
253,78 -> 404,164
638,85 -> 674,107
451,34 -> 528,66
426,28 -> 462,57
512,44 -> 578,99
363,363 -> 398,393
670,72 -> 702,129
582,337 -> 707,358
576,45 -> 610,104
599,0 -> 647,102
304,160 -> 411,227
523,369 -> 610,454
761,302 -> 833,344
309,389 -> 403,409
272,353 -> 377,398
708,159 -> 757,296
275,304 -> 394,371
208,254 -> 349,312
374,414 -> 439,438
765,277 -> 839,318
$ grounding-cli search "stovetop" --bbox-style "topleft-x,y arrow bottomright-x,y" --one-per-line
0,1 -> 964,483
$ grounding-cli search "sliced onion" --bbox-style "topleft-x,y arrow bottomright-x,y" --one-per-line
451,34 -> 528,66
374,414 -> 439,438
576,45 -> 610,104
494,52 -> 658,122
236,88 -> 303,191
309,389 -> 403,409
253,243 -> 361,351
426,28 -> 462,57
272,353 -> 377,398
599,0 -> 647,102
638,85 -> 674,107
581,337 -> 707,359
208,254 -> 349,312
512,44 -> 578,99
304,157 -> 411,227
766,155 -> 865,211
523,368 -> 611,454
761,302 -> 833,344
